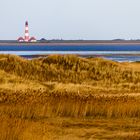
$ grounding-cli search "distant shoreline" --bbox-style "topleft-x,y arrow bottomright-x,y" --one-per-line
1,40 -> 140,46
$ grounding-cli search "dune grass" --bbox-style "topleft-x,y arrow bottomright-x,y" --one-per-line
0,54 -> 140,139
0,54 -> 140,84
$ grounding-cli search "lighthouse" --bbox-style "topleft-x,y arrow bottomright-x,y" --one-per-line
18,21 -> 37,42
24,21 -> 30,42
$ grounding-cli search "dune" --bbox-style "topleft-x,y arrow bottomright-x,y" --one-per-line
0,54 -> 140,140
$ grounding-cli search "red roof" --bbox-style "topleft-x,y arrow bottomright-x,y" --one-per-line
29,37 -> 36,41
17,37 -> 24,41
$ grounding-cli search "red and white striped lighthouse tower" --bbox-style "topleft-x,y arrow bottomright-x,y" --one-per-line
18,21 -> 37,42
24,21 -> 30,42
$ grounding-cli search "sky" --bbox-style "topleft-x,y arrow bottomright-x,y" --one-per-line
0,0 -> 140,40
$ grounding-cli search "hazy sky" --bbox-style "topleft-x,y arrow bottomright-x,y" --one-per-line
0,0 -> 140,40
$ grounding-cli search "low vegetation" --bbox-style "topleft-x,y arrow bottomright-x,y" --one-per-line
0,54 -> 140,140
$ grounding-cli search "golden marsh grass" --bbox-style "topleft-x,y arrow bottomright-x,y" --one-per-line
0,54 -> 140,139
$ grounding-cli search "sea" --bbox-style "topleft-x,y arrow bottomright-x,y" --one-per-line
1,45 -> 140,62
